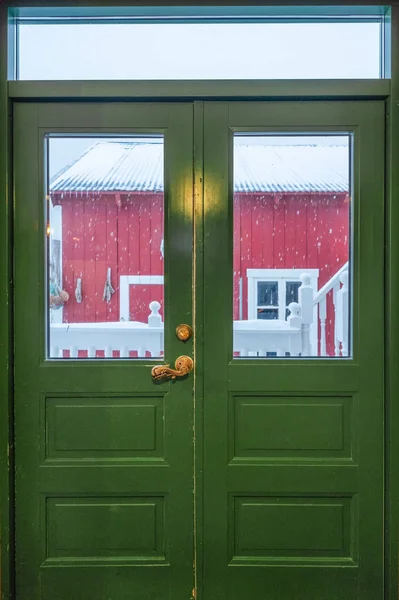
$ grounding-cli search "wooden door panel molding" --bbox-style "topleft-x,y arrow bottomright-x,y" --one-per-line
44,394 -> 167,462
229,394 -> 354,462
229,494 -> 355,565
44,495 -> 167,565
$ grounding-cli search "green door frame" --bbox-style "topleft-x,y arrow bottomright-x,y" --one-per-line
1,3 -> 399,600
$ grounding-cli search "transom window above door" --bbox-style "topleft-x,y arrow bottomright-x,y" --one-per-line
10,7 -> 387,80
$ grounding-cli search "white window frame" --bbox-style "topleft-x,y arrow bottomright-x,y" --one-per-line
119,275 -> 164,321
49,203 -> 63,324
247,268 -> 319,349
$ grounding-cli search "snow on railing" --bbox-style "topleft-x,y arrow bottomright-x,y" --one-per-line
49,301 -> 164,358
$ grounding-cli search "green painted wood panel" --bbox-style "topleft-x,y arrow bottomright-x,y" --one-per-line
46,395 -> 166,459
12,97 -> 386,600
232,496 -> 352,560
8,79 -> 391,101
13,102 -> 194,600
202,101 -> 385,600
231,395 -> 353,459
46,497 -> 166,562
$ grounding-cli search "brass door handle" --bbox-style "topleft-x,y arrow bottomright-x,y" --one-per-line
151,355 -> 194,381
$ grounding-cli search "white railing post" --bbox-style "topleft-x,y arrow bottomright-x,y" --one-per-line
288,302 -> 301,356
319,297 -> 327,357
333,281 -> 341,357
298,273 -> 314,356
120,346 -> 129,358
119,277 -> 130,321
148,301 -> 162,327
287,302 -> 301,329
147,301 -> 163,357
336,269 -> 349,357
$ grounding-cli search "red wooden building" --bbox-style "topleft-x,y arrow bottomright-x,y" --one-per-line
49,139 -> 349,356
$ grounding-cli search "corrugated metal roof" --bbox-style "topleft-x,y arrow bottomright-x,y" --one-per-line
50,140 -> 349,194
234,143 -> 348,193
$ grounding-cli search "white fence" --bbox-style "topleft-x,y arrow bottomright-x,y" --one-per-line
50,301 -> 163,358
50,267 -> 349,358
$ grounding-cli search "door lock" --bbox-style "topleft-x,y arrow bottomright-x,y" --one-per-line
176,324 -> 193,341
151,355 -> 194,381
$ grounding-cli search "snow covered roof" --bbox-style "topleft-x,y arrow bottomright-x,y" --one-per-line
50,140 -> 349,194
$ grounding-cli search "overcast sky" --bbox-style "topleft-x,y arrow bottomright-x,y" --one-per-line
19,21 -> 381,80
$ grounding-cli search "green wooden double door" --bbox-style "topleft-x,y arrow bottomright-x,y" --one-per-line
14,100 -> 384,600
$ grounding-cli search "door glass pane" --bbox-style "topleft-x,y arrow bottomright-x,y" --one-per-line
17,20 -> 381,80
258,309 -> 279,321
233,135 -> 351,358
47,136 -> 165,359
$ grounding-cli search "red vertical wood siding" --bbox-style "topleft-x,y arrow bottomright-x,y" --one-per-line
233,192 -> 350,355
55,190 -> 348,355
56,192 -> 164,326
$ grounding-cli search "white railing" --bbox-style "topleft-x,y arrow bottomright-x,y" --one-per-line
234,273 -> 314,356
50,301 -> 164,358
234,265 -> 349,358
50,266 -> 349,358
51,296 -> 311,359
313,262 -> 349,357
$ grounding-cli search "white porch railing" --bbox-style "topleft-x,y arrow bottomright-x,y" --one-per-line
233,274 -> 313,356
313,262 -> 349,357
50,265 -> 349,358
50,301 -> 164,358
233,264 -> 349,357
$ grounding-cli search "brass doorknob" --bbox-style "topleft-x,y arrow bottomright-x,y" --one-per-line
151,355 -> 194,381
176,324 -> 193,341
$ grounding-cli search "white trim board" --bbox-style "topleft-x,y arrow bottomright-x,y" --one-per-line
120,275 -> 164,321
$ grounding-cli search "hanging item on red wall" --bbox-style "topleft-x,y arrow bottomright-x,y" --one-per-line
75,277 -> 82,303
49,281 -> 69,310
102,267 -> 115,303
